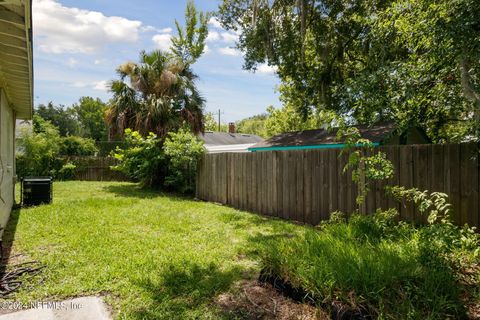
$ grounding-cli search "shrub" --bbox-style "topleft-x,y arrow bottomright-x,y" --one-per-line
112,129 -> 205,192
95,141 -> 127,156
57,162 -> 77,180
16,117 -> 63,177
111,129 -> 166,188
17,115 -> 102,179
59,136 -> 98,156
164,129 -> 205,193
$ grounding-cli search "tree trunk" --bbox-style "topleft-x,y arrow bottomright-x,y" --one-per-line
460,57 -> 480,122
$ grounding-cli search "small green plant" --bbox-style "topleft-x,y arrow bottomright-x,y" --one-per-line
163,128 -> 205,194
386,186 -> 452,224
338,126 -> 394,205
57,162 -> 77,180
386,186 -> 480,257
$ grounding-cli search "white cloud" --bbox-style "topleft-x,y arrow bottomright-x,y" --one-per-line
70,80 -> 109,91
207,30 -> 238,44
33,0 -> 142,54
93,80 -> 109,91
206,30 -> 220,42
218,47 -> 242,56
152,33 -> 172,51
221,32 -> 238,43
142,26 -> 172,33
94,59 -> 102,65
208,17 -> 222,29
66,58 -> 78,67
256,64 -> 278,74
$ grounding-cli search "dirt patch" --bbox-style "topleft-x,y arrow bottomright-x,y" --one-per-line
215,280 -> 328,320
457,261 -> 480,319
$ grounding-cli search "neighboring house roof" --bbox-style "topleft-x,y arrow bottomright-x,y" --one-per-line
198,132 -> 264,154
249,122 -> 399,151
199,132 -> 263,145
0,0 -> 34,120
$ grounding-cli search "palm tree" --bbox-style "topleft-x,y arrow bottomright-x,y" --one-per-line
105,50 -> 205,140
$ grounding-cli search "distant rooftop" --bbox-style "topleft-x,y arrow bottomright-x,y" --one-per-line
250,122 -> 398,150
199,132 -> 264,146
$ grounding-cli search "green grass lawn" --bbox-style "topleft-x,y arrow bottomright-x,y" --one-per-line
4,181 -> 304,319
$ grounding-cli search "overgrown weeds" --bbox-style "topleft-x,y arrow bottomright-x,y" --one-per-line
259,209 -> 480,319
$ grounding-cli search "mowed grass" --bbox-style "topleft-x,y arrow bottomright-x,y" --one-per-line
4,181 -> 303,319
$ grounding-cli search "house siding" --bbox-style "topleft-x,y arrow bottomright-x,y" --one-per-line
0,88 -> 15,236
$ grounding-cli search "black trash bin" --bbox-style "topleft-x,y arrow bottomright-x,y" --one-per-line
21,177 -> 53,206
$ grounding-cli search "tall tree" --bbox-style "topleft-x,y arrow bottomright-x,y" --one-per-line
72,97 -> 107,141
105,1 -> 208,140
171,0 -> 209,64
236,114 -> 267,137
218,0 -> 480,142
204,112 -> 228,132
218,0 -> 389,115
35,102 -> 78,136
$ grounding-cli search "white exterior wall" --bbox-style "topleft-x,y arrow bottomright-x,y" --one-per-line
0,88 -> 15,236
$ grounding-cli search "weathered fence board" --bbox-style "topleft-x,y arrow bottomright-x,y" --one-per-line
64,157 -> 128,181
196,143 -> 480,228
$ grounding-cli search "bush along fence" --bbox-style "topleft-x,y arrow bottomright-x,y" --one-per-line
196,143 -> 480,228
61,156 -> 129,181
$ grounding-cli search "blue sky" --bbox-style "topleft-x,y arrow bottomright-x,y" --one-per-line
32,0 -> 281,122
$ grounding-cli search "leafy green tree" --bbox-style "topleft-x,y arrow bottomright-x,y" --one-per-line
264,105 -> 331,137
341,0 -> 480,142
35,102 -> 78,136
171,0 -> 209,64
72,97 -> 107,141
236,114 -> 267,137
218,0 -> 388,114
204,112 -> 228,132
218,0 -> 480,142
106,1 -> 208,139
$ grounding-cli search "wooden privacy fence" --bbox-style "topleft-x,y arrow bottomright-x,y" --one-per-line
65,156 -> 128,181
196,143 -> 480,228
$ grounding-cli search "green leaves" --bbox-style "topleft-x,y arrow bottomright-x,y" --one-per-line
218,0 -> 480,142
164,129 -> 205,193
112,128 -> 204,191
112,129 -> 166,188
386,186 -> 453,224
107,2 -> 208,140
171,0 -> 210,65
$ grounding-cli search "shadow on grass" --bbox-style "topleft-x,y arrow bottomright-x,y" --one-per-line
102,183 -> 197,203
1,209 -> 21,269
102,183 -> 161,199
130,260 -> 244,319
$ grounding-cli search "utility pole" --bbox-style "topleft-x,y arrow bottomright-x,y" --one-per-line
217,109 -> 224,132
